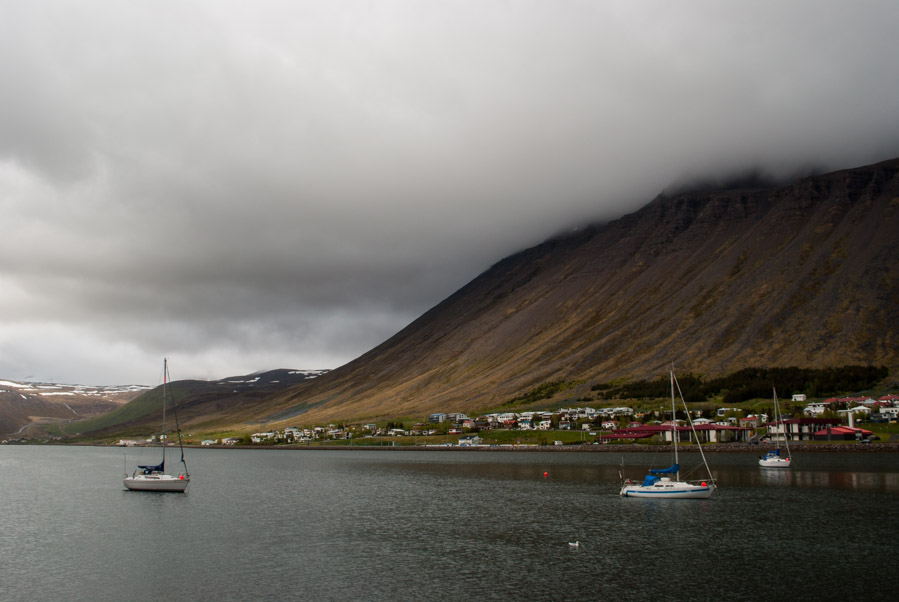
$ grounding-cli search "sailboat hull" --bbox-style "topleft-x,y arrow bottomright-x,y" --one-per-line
620,481 -> 715,499
124,474 -> 189,492
758,456 -> 791,468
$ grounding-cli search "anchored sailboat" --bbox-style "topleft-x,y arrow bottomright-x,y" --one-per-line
759,387 -> 792,468
123,359 -> 190,492
619,370 -> 716,499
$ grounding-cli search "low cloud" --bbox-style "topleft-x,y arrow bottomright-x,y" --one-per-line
1,0 -> 898,383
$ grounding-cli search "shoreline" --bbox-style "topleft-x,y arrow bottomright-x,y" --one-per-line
151,440 -> 899,453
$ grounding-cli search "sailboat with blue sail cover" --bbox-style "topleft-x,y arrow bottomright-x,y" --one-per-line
123,359 -> 190,492
619,370 -> 716,499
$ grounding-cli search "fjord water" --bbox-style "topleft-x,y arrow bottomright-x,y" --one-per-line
1,447 -> 897,601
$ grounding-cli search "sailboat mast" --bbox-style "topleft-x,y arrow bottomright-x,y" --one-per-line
161,358 -> 167,466
775,387 -> 791,457
772,387 -> 779,451
671,369 -> 679,480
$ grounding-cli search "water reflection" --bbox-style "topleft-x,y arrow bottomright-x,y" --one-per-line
348,450 -> 899,493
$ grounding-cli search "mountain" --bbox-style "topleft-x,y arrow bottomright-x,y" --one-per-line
255,157 -> 899,427
28,157 -> 899,439
0,380 -> 145,438
49,369 -> 328,438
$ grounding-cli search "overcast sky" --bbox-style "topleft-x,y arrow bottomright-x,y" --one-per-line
2,1 -> 898,385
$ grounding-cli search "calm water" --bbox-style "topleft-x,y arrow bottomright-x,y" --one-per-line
1,446 -> 897,601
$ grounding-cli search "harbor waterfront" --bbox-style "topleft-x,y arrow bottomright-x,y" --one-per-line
2,446 -> 897,601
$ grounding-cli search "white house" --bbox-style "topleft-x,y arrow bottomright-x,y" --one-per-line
804,403 -> 828,416
792,394 -> 807,402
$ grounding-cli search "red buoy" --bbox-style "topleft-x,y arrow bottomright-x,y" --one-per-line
544,472 -> 549,478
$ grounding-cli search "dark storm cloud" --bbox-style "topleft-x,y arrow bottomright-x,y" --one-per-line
1,0 -> 898,384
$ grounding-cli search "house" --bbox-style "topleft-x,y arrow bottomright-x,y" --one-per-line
429,413 -> 447,423
739,416 -> 761,429
601,423 -> 753,443
222,437 -> 241,445
838,406 -> 871,418
792,394 -> 807,402
813,426 -> 873,441
780,418 -> 842,441
803,403 -> 828,416
201,439 -> 217,446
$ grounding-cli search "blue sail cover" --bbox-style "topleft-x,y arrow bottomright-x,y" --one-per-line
138,461 -> 164,474
649,464 -> 679,475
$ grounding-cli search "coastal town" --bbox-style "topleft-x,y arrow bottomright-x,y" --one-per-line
108,392 -> 898,449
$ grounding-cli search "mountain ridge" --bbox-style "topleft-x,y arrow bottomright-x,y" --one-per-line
11,157 -> 897,438
260,157 -> 899,426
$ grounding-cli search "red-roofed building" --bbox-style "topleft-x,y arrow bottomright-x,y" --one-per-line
782,418 -> 842,441
601,423 -> 752,444
813,426 -> 873,441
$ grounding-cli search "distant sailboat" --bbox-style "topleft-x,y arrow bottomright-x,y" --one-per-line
619,369 -> 716,499
759,387 -> 792,469
123,359 -> 190,492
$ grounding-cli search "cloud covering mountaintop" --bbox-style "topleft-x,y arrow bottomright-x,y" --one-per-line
1,0 -> 898,384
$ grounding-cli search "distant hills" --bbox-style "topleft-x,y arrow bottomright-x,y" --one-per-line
0,380 -> 145,438
6,157 -> 898,438
45,369 -> 328,439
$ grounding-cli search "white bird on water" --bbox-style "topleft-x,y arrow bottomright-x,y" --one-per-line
568,541 -> 579,548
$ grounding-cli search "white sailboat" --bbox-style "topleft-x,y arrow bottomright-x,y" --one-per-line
123,359 -> 190,492
620,370 -> 716,499
758,387 -> 792,469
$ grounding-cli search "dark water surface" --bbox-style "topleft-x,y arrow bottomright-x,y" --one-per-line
1,446 -> 897,601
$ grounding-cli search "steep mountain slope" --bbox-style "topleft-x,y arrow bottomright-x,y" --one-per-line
261,158 -> 899,426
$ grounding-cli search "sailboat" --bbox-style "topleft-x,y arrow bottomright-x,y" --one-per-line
123,359 -> 190,492
620,370 -> 716,499
758,387 -> 792,468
